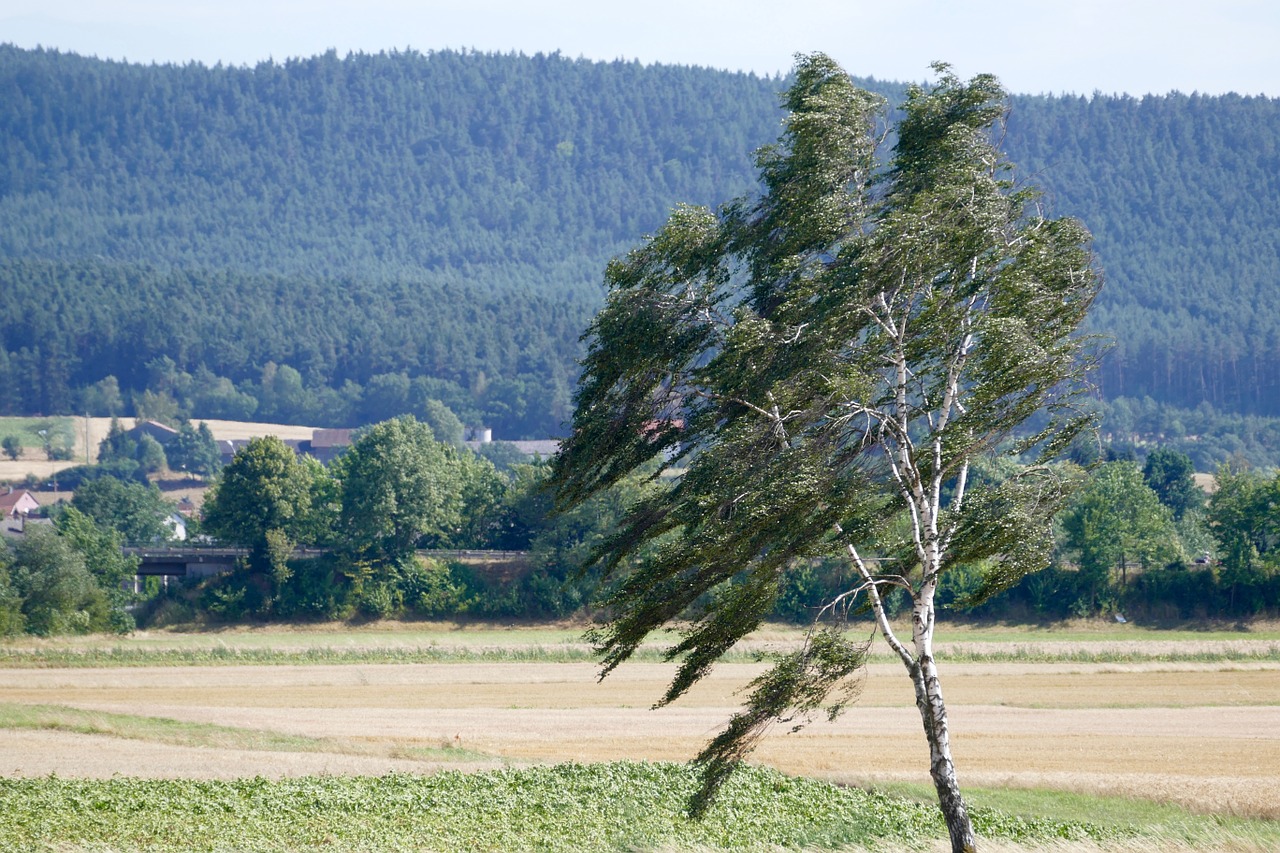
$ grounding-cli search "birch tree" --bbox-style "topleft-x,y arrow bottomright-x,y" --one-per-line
550,54 -> 1098,853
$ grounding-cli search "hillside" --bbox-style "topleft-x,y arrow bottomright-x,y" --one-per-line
1,45 -> 1278,439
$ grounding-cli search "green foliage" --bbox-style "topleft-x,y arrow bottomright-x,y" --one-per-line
0,761 -> 1122,852
1,434 -> 20,460
1142,447 -> 1201,519
449,449 -> 508,549
134,433 -> 167,474
401,557 -> 473,617
54,506 -> 138,632
0,560 -> 24,635
1082,396 -> 1280,471
51,457 -> 145,490
70,475 -> 174,545
204,436 -> 329,551
419,397 -> 465,446
272,554 -> 350,620
202,436 -> 336,614
689,629 -> 870,817
80,375 -> 125,416
133,389 -> 185,426
0,46 -> 786,435
0,45 -> 1278,443
474,439 -> 532,474
1206,464 -> 1280,613
336,416 -> 468,562
97,417 -> 136,464
1061,462 -> 1184,584
166,420 -> 221,478
1003,92 -> 1280,419
552,55 -> 1098,828
4,525 -> 110,636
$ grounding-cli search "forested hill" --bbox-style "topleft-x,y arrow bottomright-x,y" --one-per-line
1004,92 -> 1280,415
1,45 -> 1278,438
0,45 -> 784,283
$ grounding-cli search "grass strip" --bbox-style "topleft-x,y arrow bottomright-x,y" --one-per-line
0,702 -> 493,764
0,761 -> 1126,852
2,642 -> 1279,668
868,780 -> 1280,849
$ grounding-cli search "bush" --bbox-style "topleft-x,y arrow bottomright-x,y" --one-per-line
274,555 -> 351,620
401,558 -> 471,618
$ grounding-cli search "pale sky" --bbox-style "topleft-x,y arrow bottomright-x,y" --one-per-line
2,0 -> 1277,97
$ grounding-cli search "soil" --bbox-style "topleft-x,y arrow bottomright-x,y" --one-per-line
2,659 -> 1277,818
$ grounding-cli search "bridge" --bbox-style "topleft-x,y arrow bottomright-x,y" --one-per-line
124,547 -> 250,579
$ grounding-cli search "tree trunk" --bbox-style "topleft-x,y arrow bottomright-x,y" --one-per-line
856,551 -> 978,852
911,594 -> 977,853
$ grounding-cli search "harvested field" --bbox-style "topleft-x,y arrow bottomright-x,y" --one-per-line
2,651 -> 1278,820
0,416 -> 323,484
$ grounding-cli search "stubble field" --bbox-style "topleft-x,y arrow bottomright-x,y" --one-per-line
0,416 -> 320,488
3,622 -> 1279,830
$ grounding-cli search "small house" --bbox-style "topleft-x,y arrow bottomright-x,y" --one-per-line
0,488 -> 40,519
126,420 -> 180,445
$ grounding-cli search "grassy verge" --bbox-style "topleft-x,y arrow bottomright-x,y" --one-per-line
868,781 -> 1280,850
0,415 -> 76,448
0,762 -> 1124,852
0,702 -> 494,764
2,642 -> 1279,668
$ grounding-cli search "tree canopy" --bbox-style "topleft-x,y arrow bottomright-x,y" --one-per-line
69,476 -> 174,545
552,54 -> 1099,852
336,416 -> 477,563
201,436 -> 330,562
1062,461 -> 1183,591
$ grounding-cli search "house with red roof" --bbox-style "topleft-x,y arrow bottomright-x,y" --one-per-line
0,488 -> 39,518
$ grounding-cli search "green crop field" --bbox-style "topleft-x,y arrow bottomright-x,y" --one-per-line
0,763 -> 1127,852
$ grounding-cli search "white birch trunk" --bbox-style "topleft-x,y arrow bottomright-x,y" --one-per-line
910,589 -> 977,853
854,548 -> 977,853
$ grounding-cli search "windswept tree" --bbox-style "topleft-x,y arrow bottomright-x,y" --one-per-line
551,54 -> 1098,852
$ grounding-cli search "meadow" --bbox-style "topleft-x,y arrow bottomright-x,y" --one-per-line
2,621 -> 1278,851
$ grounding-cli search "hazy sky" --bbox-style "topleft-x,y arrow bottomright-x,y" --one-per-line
3,0 -> 1277,97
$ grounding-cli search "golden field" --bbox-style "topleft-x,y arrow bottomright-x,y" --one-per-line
2,623 -> 1278,825
0,416 -> 321,489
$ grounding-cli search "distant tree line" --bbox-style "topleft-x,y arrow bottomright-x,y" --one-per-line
0,261 -> 590,438
170,416 -> 647,623
4,428 -> 1278,636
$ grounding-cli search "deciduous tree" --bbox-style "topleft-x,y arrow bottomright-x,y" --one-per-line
551,54 -> 1098,852
1142,447 -> 1200,520
70,476 -> 174,545
55,506 -> 140,632
1061,461 -> 1183,591
202,436 -> 329,572
336,416 -> 467,563
6,526 -> 110,636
